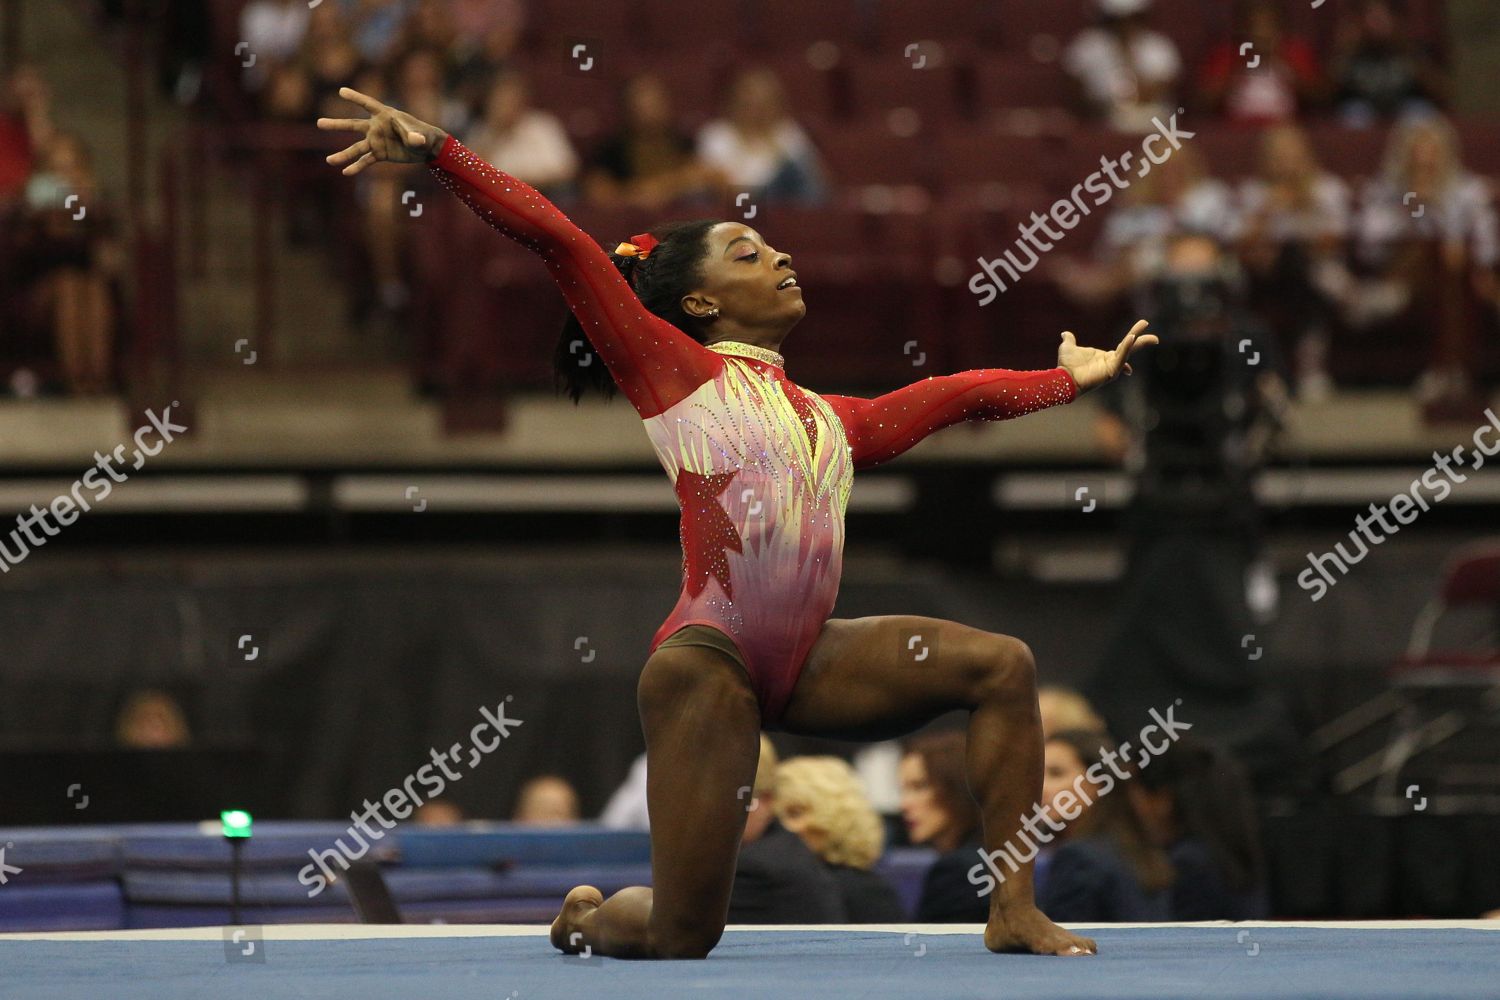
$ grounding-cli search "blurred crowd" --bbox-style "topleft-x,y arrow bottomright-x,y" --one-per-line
2,0 -> 1492,408
214,0 -> 1491,404
0,64 -> 124,398
1055,0 -> 1495,409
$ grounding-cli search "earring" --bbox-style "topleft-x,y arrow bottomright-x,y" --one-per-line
709,307 -> 720,318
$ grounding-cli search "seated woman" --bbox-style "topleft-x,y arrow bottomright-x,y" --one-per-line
695,67 -> 826,206
1237,124 -> 1352,401
1128,735 -> 1270,920
1035,729 -> 1174,922
1352,114 -> 1497,408
900,730 -> 986,922
583,73 -> 723,211
729,736 -> 845,924
775,755 -> 906,922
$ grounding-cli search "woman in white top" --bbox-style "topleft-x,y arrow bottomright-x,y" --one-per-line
469,69 -> 579,197
1354,115 -> 1498,404
695,67 -> 827,205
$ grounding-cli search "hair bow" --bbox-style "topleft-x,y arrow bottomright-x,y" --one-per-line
613,232 -> 660,259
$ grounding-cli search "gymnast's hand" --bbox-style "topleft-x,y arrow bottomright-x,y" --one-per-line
1057,319 -> 1158,394
317,87 -> 449,176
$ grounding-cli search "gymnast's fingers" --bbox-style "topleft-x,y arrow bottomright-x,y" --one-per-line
326,139 -> 369,166
316,117 -> 370,133
338,86 -> 386,115
342,151 -> 376,176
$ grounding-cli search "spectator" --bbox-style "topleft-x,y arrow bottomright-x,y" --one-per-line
729,735 -> 845,923
115,690 -> 191,749
696,67 -> 827,205
414,798 -> 466,826
583,73 -> 723,211
304,7 -> 367,120
1056,143 -> 1237,307
357,48 -> 472,330
1128,736 -> 1270,920
468,69 -> 578,197
346,0 -> 413,67
14,132 -> 123,395
1331,0 -> 1446,127
1238,124 -> 1352,400
239,0 -> 312,90
775,756 -> 905,922
1063,0 -> 1182,133
0,64 -> 53,208
900,730 -> 986,922
1352,115 -> 1498,406
1038,687 -> 1108,739
513,775 -> 581,825
1197,0 -> 1323,125
392,0 -> 457,60
1034,729 -> 1174,922
449,0 -> 526,115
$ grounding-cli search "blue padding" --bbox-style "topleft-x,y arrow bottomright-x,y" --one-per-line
0,881 -> 124,932
122,871 -> 353,907
5,927 -> 1499,999
0,830 -> 120,881
120,824 -> 390,869
873,847 -> 937,918
387,864 -> 654,900
396,825 -> 652,867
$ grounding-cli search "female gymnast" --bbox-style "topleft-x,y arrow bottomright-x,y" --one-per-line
318,87 -> 1157,958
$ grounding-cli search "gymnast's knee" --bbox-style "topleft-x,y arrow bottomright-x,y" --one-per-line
961,632 -> 1037,706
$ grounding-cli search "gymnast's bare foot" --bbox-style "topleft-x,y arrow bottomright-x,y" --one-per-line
984,905 -> 1097,956
550,885 -> 604,953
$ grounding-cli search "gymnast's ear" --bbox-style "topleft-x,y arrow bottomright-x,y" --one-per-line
680,293 -> 718,321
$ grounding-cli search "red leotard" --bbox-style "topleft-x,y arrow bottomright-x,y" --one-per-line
428,135 -> 1078,726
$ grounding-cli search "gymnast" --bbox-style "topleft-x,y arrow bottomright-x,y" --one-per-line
319,87 -> 1157,958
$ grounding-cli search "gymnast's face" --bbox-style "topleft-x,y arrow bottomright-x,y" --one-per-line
683,223 -> 804,334
898,752 -> 956,851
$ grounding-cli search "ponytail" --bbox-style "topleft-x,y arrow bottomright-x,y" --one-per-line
552,218 -> 724,404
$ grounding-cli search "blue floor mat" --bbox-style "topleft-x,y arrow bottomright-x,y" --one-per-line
6,926 -> 1499,1000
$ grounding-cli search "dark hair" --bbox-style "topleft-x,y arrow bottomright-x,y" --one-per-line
901,729 -> 980,845
1134,734 -> 1265,894
552,218 -> 724,404
1048,728 -> 1175,893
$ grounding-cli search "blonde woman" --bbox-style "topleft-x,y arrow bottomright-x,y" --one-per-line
775,756 -> 905,923
1354,115 -> 1498,405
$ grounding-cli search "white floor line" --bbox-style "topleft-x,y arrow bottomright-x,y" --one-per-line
3,920 -> 1497,942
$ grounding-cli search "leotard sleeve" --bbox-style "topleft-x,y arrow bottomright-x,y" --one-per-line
426,134 -> 722,417
821,367 -> 1078,471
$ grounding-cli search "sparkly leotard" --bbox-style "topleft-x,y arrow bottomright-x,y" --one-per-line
428,135 -> 1078,726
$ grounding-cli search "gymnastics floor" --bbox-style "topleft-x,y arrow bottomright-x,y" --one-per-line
5,921 -> 1497,1000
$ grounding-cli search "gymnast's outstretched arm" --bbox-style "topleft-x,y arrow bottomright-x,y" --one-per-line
318,87 -> 721,419
821,321 -> 1157,470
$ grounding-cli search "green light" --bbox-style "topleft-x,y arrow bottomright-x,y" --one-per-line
221,809 -> 253,839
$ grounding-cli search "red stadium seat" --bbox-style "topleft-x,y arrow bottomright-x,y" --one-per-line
812,122 -> 938,189
873,0 -> 1000,50
974,58 -> 1072,112
747,0 -> 873,51
844,55 -> 967,130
